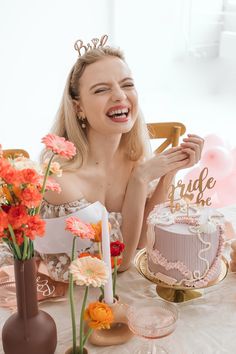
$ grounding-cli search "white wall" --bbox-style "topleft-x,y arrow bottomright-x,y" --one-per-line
113,0 -> 236,149
1,0 -> 236,161
0,0 -> 112,159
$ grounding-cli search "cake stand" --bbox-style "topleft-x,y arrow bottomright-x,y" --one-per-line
134,248 -> 228,303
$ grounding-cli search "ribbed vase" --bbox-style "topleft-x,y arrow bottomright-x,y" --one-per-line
2,257 -> 57,354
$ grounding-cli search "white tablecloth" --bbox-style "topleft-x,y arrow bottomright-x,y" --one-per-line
1,205 -> 236,354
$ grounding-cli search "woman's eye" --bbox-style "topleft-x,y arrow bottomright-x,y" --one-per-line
94,88 -> 109,94
123,83 -> 134,88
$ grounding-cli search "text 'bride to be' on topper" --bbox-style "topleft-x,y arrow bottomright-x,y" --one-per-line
168,167 -> 216,212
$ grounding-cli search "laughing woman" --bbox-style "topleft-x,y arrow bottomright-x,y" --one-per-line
37,35 -> 204,280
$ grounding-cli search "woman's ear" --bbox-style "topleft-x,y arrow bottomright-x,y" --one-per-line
72,99 -> 80,115
72,99 -> 86,118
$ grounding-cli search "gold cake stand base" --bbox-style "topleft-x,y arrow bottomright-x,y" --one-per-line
134,249 -> 228,303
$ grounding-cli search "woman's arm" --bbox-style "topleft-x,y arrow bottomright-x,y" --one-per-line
138,134 -> 205,249
118,149 -> 188,271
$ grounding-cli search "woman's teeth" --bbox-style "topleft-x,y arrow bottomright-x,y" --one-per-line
107,108 -> 129,120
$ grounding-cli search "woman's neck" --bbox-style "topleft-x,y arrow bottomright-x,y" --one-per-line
87,129 -> 123,166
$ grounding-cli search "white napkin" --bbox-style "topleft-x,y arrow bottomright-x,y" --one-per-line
34,201 -> 104,255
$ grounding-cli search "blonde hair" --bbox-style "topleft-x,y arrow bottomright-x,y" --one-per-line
43,46 -> 151,169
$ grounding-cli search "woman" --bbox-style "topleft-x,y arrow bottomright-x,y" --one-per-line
40,35 -> 204,280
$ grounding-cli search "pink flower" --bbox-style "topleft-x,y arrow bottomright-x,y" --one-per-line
42,134 -> 76,159
42,159 -> 62,177
38,176 -> 62,193
65,217 -> 95,239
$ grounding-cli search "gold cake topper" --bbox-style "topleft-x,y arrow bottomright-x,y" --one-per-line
168,167 -> 216,213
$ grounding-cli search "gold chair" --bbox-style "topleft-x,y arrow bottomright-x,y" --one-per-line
3,149 -> 30,159
147,122 -> 186,153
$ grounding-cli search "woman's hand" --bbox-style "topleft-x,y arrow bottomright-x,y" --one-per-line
133,146 -> 189,184
179,134 -> 204,169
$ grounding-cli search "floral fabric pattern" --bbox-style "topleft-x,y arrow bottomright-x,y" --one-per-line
37,198 -> 123,282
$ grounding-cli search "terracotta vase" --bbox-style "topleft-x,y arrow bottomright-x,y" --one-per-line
2,258 -> 57,354
88,298 -> 133,346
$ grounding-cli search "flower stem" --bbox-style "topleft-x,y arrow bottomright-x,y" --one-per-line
22,234 -> 28,260
8,224 -> 21,259
99,285 -> 104,299
71,236 -> 76,261
69,237 -> 77,353
28,240 -> 34,259
79,286 -> 89,354
98,241 -> 102,260
35,153 -> 55,214
82,327 -> 93,348
113,256 -> 117,297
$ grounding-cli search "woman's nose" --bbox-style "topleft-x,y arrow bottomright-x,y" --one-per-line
111,86 -> 126,101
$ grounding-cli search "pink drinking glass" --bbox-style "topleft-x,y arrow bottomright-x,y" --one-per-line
127,298 -> 178,354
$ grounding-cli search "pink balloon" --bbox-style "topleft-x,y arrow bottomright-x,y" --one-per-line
200,146 -> 233,180
202,134 -> 225,155
217,172 -> 236,207
231,148 -> 236,171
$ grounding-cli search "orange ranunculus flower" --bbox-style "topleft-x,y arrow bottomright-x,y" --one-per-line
91,221 -> 112,242
79,252 -> 91,258
84,301 -> 114,330
79,252 -> 101,259
91,221 -> 102,242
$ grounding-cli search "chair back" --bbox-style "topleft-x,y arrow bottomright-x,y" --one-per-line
147,122 -> 186,153
3,149 -> 30,159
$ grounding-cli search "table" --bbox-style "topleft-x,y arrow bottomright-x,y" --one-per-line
1,205 -> 236,354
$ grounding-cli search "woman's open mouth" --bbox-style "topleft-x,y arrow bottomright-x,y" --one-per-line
106,107 -> 130,122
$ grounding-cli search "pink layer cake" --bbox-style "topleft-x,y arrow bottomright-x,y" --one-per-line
146,202 -> 224,288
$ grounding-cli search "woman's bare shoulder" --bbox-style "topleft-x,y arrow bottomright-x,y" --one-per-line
44,171 -> 83,205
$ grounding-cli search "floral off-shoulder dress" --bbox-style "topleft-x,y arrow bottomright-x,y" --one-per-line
38,199 -> 123,282
0,198 -> 123,283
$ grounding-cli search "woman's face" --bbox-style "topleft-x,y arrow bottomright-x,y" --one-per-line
77,56 -> 139,135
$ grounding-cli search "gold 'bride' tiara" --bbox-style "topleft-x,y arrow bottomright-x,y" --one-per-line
74,34 -> 109,57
